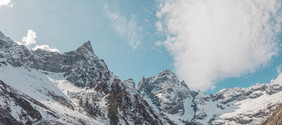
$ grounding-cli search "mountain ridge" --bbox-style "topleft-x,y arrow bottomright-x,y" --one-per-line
0,30 -> 281,125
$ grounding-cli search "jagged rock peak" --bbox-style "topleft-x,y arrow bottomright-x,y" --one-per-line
159,69 -> 174,75
157,69 -> 178,80
0,31 -> 5,38
0,30 -> 12,42
76,40 -> 95,55
137,69 -> 190,91
137,69 -> 193,99
123,78 -> 136,91
152,69 -> 181,86
137,69 -> 193,120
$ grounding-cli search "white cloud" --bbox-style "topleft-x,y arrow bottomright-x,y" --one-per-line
104,4 -> 142,50
156,0 -> 282,90
17,29 -> 60,53
0,0 -> 13,8
32,44 -> 60,53
16,29 -> 37,47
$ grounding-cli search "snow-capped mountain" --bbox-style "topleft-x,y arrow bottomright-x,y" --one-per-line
0,31 -> 165,125
137,70 -> 197,124
137,69 -> 282,125
0,30 -> 281,125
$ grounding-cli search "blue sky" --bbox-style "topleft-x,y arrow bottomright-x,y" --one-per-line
0,0 -> 281,94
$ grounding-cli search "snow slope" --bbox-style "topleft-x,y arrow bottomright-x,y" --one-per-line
0,64 -> 103,124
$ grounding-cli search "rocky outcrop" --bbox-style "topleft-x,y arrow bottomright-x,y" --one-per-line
262,103 -> 282,125
107,78 -> 165,125
29,41 -> 111,88
0,32 -> 110,89
0,31 -> 31,67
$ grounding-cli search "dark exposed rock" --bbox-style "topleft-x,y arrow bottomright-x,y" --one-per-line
0,80 -> 42,124
48,92 -> 74,110
0,108 -> 22,125
262,103 -> 282,125
29,41 -> 111,88
76,77 -> 166,125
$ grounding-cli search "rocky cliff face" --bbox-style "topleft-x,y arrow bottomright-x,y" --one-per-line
0,31 -> 31,67
137,70 -> 196,124
0,30 -> 281,125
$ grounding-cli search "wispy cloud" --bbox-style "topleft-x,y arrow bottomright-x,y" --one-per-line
0,0 -> 13,8
277,65 -> 282,73
104,3 -> 142,50
156,0 -> 282,90
16,29 -> 60,53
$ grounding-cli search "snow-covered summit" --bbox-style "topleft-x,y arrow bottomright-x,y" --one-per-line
76,40 -> 95,56
137,69 -> 196,124
137,69 -> 193,99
